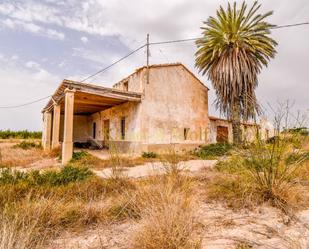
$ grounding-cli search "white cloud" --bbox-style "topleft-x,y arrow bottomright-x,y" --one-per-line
72,47 -> 107,64
25,61 -> 40,69
1,18 -> 65,40
11,55 -> 19,60
58,61 -> 66,68
81,36 -> 88,43
46,29 -> 65,40
0,57 -> 60,130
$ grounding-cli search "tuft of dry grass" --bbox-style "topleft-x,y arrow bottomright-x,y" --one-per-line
0,204 -> 45,249
130,166 -> 200,249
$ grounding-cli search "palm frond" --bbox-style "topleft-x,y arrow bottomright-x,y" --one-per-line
195,1 -> 277,121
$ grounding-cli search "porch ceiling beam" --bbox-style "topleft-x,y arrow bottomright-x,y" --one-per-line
42,79 -> 142,113
76,88 -> 141,102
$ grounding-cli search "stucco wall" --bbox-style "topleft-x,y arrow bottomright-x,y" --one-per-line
106,65 -> 210,153
113,71 -> 143,93
90,101 -> 142,142
139,65 -> 209,145
209,118 -> 270,143
59,115 -> 91,143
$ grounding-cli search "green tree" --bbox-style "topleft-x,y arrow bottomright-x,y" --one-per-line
195,1 -> 277,144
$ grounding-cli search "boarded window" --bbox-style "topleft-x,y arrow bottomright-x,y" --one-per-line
184,128 -> 190,140
216,126 -> 228,143
93,122 -> 96,139
121,117 -> 126,140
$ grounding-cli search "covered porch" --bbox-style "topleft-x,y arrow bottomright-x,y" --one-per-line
42,80 -> 142,164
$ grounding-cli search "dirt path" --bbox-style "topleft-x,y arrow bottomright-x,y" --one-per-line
93,159 -> 217,179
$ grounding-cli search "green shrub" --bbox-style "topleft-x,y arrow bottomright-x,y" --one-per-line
42,166 -> 93,185
194,143 -> 233,159
215,156 -> 246,174
285,151 -> 309,165
71,151 -> 90,161
0,130 -> 42,139
13,141 -> 42,150
285,127 -> 308,134
0,166 -> 93,186
142,151 -> 157,158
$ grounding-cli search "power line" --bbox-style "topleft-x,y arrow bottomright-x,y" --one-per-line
0,95 -> 52,109
149,21 -> 309,45
150,37 -> 199,45
272,22 -> 309,29
0,44 -> 146,109
80,43 -> 146,82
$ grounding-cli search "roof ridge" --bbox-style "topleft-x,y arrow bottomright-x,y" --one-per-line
113,62 -> 209,90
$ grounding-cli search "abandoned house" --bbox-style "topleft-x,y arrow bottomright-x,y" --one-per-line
41,63 -> 273,164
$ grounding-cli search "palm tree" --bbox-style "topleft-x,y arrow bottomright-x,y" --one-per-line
195,1 -> 277,144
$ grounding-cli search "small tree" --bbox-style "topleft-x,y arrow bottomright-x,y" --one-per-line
195,1 -> 277,144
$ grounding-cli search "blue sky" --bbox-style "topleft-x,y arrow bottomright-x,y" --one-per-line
0,0 -> 308,130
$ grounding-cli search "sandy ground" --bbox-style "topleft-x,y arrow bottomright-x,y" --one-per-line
87,150 -> 140,160
93,159 -> 217,179
46,202 -> 309,249
13,158 -> 61,171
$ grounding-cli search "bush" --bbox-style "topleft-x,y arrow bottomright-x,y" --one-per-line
13,141 -> 42,150
0,130 -> 42,139
285,127 -> 308,135
0,166 -> 93,186
207,137 -> 309,210
132,175 -> 200,249
142,151 -> 157,158
194,143 -> 233,159
71,151 -> 89,161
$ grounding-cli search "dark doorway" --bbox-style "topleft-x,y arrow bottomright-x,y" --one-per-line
216,126 -> 229,143
103,120 -> 110,148
93,122 -> 96,139
121,117 -> 125,140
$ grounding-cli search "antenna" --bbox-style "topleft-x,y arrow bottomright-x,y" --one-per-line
146,33 -> 150,84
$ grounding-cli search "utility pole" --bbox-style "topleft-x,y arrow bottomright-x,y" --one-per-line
146,33 -> 150,84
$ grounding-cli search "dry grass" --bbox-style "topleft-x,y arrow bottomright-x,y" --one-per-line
0,156 -> 140,249
130,168 -> 201,249
202,135 -> 309,211
0,203 -> 45,249
0,142 -> 60,168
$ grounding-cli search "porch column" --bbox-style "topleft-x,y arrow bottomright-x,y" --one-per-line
42,111 -> 52,150
62,89 -> 75,165
51,103 -> 61,149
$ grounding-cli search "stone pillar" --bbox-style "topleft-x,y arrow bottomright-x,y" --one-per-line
42,111 -> 52,150
62,89 -> 75,165
51,103 -> 61,149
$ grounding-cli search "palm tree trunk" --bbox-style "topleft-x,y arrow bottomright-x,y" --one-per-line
231,101 -> 242,145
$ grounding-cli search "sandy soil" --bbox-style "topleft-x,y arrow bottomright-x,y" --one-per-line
93,160 -> 217,179
46,202 -> 309,249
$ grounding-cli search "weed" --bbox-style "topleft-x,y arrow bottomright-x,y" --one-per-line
194,143 -> 233,159
68,151 -> 105,169
142,151 -> 157,158
13,141 -> 42,150
132,175 -> 200,249
205,136 -> 309,210
0,166 -> 93,186
71,151 -> 89,161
